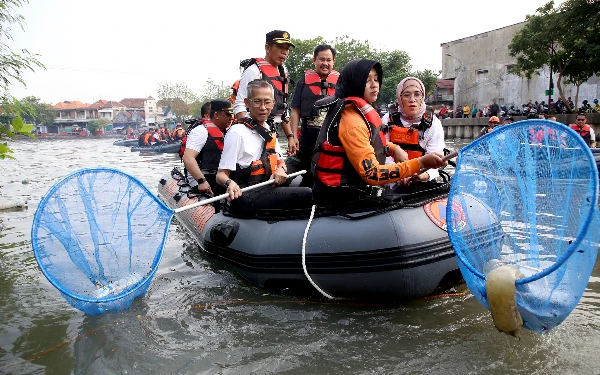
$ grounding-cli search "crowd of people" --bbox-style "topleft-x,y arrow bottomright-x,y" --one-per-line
177,29 -> 596,215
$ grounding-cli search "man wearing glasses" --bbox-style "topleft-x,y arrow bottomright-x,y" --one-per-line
570,113 -> 596,147
234,30 -> 295,140
182,99 -> 234,195
217,79 -> 313,213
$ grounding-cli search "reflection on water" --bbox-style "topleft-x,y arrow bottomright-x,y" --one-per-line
1,137 -> 600,374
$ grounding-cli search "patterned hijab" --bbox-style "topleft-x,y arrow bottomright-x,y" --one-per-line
396,77 -> 426,123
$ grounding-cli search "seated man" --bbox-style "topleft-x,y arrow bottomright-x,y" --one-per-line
216,79 -> 312,215
478,116 -> 501,138
182,99 -> 233,194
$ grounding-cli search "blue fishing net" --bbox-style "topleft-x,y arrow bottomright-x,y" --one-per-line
447,120 -> 600,333
31,168 -> 173,315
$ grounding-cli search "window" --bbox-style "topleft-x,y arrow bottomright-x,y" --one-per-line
475,69 -> 488,74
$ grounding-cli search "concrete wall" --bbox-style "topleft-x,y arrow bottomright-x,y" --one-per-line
441,113 -> 600,139
440,22 -> 600,111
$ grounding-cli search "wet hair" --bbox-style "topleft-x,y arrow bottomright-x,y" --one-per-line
247,79 -> 274,99
313,44 -> 337,59
201,102 -> 211,117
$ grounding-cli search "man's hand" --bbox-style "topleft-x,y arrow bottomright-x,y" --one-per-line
197,181 -> 213,195
418,153 -> 447,170
287,137 -> 299,156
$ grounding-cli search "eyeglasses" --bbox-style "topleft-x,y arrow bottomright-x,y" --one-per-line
576,118 -> 586,121
401,91 -> 423,100
249,99 -> 274,107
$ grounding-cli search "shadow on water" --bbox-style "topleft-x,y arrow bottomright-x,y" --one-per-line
1,137 -> 600,374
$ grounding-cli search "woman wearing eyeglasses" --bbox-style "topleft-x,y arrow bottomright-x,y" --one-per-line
381,77 -> 447,189
312,60 -> 446,206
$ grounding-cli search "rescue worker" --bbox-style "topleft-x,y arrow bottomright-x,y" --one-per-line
570,113 -> 596,147
477,116 -> 501,138
183,99 -> 233,194
234,30 -> 295,141
200,102 -> 211,124
311,59 -> 447,207
216,79 -> 312,214
381,77 -> 446,190
228,80 -> 240,104
143,128 -> 154,146
172,123 -> 185,141
286,44 -> 339,188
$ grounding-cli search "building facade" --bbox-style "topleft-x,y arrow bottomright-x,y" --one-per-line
440,22 -> 600,111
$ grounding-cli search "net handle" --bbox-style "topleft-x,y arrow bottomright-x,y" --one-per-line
174,170 -> 306,213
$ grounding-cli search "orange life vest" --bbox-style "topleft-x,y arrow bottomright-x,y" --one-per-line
172,128 -> 185,141
390,126 -> 425,159
229,117 -> 278,188
313,97 -> 387,187
143,132 -> 152,146
570,124 -> 592,146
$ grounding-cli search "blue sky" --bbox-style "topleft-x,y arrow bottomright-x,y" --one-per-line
6,0 -> 564,105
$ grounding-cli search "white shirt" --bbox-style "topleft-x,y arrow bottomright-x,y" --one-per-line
151,132 -> 160,145
234,62 -> 286,123
184,125 -> 209,187
219,122 -> 283,171
380,113 -> 446,181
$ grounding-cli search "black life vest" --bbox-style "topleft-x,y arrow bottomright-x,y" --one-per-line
570,124 -> 592,146
299,70 -> 339,118
229,118 -> 278,188
195,124 -> 225,171
242,58 -> 289,118
312,96 -> 388,187
178,118 -> 210,161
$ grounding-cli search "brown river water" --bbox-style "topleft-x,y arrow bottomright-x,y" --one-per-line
1,137 -> 600,374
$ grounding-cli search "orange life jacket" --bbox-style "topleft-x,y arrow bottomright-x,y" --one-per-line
390,126 -> 425,159
300,70 -> 339,118
313,97 -> 387,187
570,124 -> 592,146
229,117 -> 278,188
245,57 -> 289,117
143,132 -> 152,146
172,128 -> 185,141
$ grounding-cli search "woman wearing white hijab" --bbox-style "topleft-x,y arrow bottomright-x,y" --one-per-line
381,77 -> 446,184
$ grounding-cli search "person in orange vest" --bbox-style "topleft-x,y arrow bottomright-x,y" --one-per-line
172,123 -> 185,141
312,59 -> 447,206
216,79 -> 312,214
235,30 -> 295,143
286,44 -> 339,188
182,99 -> 233,194
570,112 -> 596,147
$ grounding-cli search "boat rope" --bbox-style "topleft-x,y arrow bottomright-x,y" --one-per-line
302,204 -> 336,299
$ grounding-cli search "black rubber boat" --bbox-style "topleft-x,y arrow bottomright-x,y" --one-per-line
131,141 -> 181,153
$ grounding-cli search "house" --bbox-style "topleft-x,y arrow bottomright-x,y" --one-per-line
53,100 -> 97,134
428,79 -> 455,110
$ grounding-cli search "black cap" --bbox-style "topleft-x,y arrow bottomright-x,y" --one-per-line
266,30 -> 295,47
210,99 -> 233,114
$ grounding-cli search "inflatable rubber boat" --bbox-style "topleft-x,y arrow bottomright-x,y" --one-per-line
131,141 -> 181,153
157,167 -> 500,301
113,138 -> 139,147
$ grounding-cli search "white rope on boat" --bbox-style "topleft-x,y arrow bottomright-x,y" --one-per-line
302,204 -> 336,299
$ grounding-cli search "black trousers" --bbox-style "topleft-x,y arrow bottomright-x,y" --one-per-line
228,185 -> 313,214
285,147 -> 314,188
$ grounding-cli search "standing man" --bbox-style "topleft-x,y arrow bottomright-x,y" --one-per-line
489,99 -> 500,117
182,99 -> 233,194
570,112 -> 596,147
234,30 -> 295,139
286,44 -> 339,187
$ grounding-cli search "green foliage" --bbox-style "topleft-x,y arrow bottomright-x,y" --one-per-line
87,119 -> 100,134
16,96 -> 56,125
197,78 -> 230,103
285,36 -> 328,83
0,115 -> 34,160
0,0 -> 44,91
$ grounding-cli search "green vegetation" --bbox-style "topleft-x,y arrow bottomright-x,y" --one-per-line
1,0 -> 45,160
509,0 -> 600,111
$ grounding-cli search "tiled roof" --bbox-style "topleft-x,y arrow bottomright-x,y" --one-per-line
436,79 -> 455,89
119,98 -> 146,108
53,101 -> 89,109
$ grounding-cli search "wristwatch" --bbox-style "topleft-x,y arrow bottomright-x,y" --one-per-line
196,177 -> 205,185
223,179 -> 232,188
286,133 -> 294,138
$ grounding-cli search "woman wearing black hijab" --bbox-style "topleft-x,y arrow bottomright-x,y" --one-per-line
311,59 -> 446,206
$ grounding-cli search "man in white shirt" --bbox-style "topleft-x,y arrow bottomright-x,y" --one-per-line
217,79 -> 312,214
234,30 -> 295,142
183,99 -> 233,194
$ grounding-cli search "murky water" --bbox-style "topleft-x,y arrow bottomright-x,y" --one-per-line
1,137 -> 600,374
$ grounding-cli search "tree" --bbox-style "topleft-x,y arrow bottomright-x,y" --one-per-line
1,0 -> 44,160
197,78 -> 230,104
18,96 -> 56,125
156,82 -> 199,123
508,0 -> 600,112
